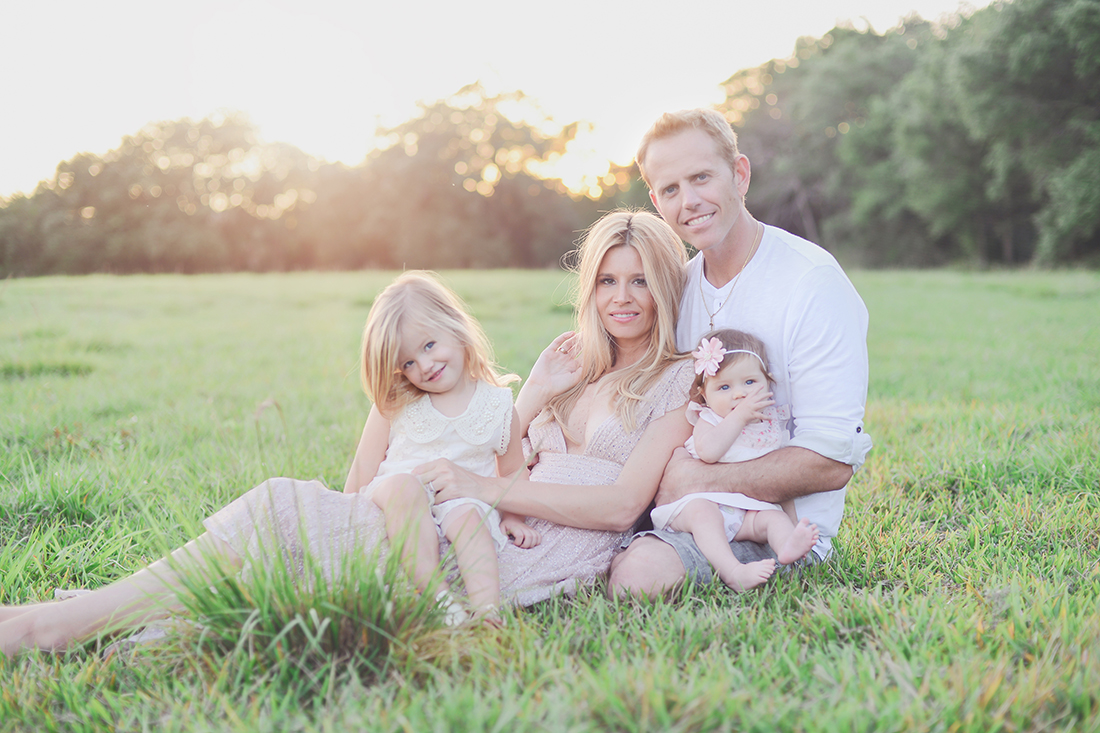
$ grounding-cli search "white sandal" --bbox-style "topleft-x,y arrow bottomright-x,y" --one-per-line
434,590 -> 469,626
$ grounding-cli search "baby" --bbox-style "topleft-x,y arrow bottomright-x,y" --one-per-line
650,329 -> 819,591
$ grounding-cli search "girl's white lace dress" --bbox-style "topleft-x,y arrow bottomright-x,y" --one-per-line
359,379 -> 513,551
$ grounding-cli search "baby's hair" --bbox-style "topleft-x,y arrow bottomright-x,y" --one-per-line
360,271 -> 517,417
690,328 -> 775,405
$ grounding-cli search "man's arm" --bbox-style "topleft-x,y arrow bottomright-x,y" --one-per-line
656,445 -> 853,506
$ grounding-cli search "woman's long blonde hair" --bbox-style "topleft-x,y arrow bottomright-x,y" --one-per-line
544,210 -> 688,438
361,271 -> 517,417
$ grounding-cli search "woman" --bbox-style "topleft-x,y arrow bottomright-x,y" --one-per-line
0,210 -> 692,654
416,210 -> 694,604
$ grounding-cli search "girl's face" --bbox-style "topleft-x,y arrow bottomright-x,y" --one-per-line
702,355 -> 768,417
395,322 -> 467,395
594,245 -> 656,356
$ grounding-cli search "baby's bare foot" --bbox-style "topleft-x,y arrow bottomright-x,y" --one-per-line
777,518 -> 820,565
720,559 -> 776,592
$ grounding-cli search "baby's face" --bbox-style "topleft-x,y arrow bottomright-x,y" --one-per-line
702,356 -> 769,417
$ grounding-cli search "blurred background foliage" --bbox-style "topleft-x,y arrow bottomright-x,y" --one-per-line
2,0 -> 1097,276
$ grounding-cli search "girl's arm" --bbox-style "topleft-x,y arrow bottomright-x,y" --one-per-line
691,390 -> 774,463
514,332 -> 582,437
499,513 -> 540,548
495,406 -> 539,546
418,404 -> 693,533
342,405 -> 391,494
495,407 -> 527,480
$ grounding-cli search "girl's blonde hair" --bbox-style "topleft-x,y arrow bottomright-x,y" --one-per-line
690,328 -> 775,405
360,271 -> 517,417
544,210 -> 688,438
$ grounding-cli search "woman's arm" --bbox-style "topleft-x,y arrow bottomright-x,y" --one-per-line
342,405 -> 391,494
514,332 -> 582,437
418,405 -> 692,533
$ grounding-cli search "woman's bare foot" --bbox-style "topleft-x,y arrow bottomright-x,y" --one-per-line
776,518 -> 820,565
719,558 -> 776,592
0,589 -> 94,624
0,607 -> 33,624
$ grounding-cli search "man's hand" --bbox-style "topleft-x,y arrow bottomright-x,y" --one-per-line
655,447 -> 704,506
657,445 -> 855,507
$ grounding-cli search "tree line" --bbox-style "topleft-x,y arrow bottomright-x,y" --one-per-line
2,0 -> 1096,276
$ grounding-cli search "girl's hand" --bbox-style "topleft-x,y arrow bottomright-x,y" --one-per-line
526,331 -> 583,402
731,388 -> 774,424
413,459 -> 491,505
500,514 -> 541,548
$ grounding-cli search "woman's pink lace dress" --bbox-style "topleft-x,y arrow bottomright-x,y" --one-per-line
202,360 -> 692,606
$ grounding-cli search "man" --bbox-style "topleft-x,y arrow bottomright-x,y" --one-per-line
609,108 -> 872,596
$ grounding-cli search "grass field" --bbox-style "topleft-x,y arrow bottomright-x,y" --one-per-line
1,269 -> 1098,732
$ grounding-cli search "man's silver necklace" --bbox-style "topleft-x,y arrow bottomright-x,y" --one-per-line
699,222 -> 763,330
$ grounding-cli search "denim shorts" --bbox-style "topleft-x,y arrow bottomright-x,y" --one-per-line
623,528 -> 823,586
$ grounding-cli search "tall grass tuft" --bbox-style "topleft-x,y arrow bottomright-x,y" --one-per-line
164,527 -> 453,702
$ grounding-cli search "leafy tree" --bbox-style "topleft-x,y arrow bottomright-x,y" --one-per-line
721,24 -> 928,260
0,114 -> 316,275
947,0 -> 1100,263
350,84 -> 586,269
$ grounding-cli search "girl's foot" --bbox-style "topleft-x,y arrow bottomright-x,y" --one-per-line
434,590 -> 469,626
719,558 -> 776,592
776,518 -> 820,565
473,604 -> 504,629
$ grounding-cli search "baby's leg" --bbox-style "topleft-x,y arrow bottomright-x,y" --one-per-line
441,506 -> 501,621
735,510 -> 819,565
370,474 -> 443,592
1,532 -> 240,656
668,499 -> 775,592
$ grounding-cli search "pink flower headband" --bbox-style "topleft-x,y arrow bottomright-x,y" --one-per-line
692,337 -> 767,377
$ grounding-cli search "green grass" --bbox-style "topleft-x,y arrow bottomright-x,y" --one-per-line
1,269 -> 1098,732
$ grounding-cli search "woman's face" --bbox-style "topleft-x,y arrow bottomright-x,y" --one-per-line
594,245 -> 656,357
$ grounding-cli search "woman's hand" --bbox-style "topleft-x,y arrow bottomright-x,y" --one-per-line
526,331 -> 583,402
413,458 -> 494,505
515,331 -> 584,438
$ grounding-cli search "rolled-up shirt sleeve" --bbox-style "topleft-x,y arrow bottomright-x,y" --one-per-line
783,265 -> 873,471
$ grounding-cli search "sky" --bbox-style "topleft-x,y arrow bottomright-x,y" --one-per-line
0,0 -> 989,199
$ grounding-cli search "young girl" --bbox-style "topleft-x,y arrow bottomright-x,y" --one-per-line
649,329 -> 819,592
343,271 -> 537,623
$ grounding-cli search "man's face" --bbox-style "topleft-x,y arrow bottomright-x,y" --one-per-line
645,129 -> 748,255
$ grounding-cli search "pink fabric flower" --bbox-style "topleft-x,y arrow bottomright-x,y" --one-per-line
692,337 -> 726,377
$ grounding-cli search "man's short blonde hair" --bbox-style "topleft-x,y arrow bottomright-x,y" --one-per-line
636,108 -> 741,187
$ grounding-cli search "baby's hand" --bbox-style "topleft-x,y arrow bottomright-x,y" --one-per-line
732,388 -> 774,423
501,514 -> 541,549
